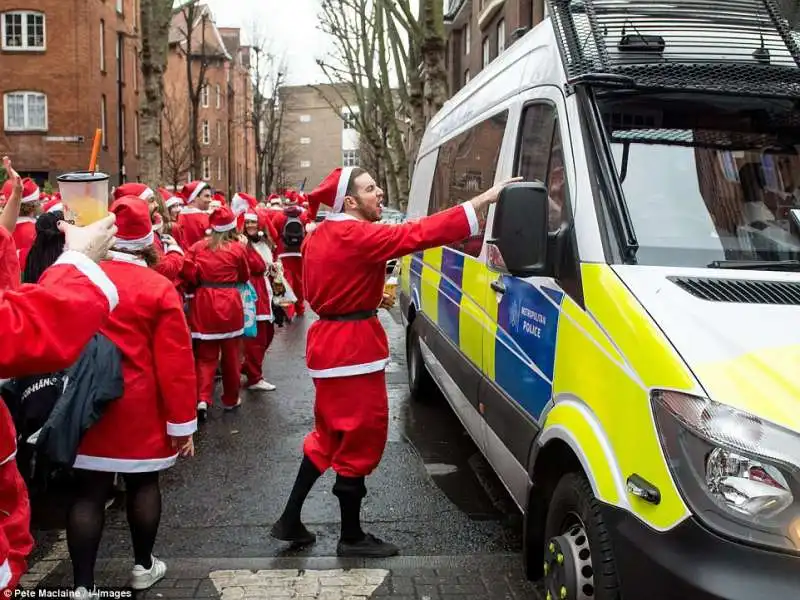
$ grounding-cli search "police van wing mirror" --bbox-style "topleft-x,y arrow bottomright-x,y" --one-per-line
489,182 -> 549,277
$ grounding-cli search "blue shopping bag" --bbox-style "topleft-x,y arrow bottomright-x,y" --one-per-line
238,282 -> 258,338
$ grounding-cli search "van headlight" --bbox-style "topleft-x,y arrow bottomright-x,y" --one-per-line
652,390 -> 800,553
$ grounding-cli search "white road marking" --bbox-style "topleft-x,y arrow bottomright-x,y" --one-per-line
209,568 -> 390,599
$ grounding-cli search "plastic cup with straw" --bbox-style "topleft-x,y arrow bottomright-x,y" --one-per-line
57,128 -> 110,226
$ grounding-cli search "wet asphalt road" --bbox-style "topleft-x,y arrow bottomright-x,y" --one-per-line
31,310 -> 523,560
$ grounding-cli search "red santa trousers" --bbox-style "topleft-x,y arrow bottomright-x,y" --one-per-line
242,322 -> 275,386
303,370 -> 389,478
195,337 -> 242,407
281,256 -> 305,316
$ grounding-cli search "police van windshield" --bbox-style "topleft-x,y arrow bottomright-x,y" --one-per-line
597,92 -> 800,269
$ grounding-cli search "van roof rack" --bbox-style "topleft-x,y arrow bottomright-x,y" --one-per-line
547,0 -> 800,97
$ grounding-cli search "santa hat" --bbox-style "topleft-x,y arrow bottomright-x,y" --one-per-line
42,198 -> 64,213
110,196 -> 154,250
308,167 -> 355,216
231,192 -> 258,216
114,183 -> 154,202
1,177 -> 41,204
181,180 -> 209,205
159,187 -> 184,209
209,206 -> 237,233
213,191 -> 227,206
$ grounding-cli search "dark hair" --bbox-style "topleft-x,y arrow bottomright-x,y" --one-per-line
112,245 -> 160,268
22,211 -> 66,283
345,167 -> 367,197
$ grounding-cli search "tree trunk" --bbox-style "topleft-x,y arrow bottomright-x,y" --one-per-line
420,0 -> 449,122
138,0 -> 173,187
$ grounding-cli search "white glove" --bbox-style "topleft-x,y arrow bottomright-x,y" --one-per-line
58,214 -> 117,263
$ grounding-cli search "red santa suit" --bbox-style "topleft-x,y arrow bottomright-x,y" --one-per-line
272,205 -> 312,317
75,196 -> 197,472
0,228 -> 20,292
301,168 -> 478,477
151,215 -> 185,283
1,178 -> 40,262
176,181 -> 211,250
241,211 -> 276,388
182,207 -> 250,410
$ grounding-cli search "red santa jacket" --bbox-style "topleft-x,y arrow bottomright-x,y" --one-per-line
303,203 -> 478,378
182,239 -> 250,339
245,243 -> 272,322
74,252 -> 197,472
272,207 -> 311,259
152,233 -> 185,283
0,229 -> 20,291
176,207 -> 209,250
10,218 -> 35,258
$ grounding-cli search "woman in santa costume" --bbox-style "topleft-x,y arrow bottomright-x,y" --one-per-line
176,181 -> 212,249
240,210 -> 277,392
1,177 -> 40,262
67,195 -> 196,594
270,166 -> 518,557
182,206 -> 250,421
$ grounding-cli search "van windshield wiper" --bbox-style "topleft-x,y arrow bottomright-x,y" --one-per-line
707,260 -> 800,271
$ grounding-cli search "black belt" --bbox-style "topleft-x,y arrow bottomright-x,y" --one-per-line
318,309 -> 378,322
198,281 -> 239,289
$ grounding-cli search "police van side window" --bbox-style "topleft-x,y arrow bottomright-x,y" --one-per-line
516,103 -> 570,233
429,110 -> 509,257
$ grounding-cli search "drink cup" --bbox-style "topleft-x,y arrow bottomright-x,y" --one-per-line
384,276 -> 399,305
57,171 -> 110,226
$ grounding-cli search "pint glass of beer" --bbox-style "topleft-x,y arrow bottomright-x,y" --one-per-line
57,171 -> 110,226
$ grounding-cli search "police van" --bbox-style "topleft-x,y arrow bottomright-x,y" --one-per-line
398,1 -> 800,598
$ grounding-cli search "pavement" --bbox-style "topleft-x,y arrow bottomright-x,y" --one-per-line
22,310 -> 541,599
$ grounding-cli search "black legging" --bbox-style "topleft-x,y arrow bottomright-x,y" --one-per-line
67,469 -> 161,589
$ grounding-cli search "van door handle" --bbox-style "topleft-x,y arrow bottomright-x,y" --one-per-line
490,279 -> 506,294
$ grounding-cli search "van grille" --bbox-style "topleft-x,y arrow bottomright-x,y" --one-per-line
669,276 -> 800,305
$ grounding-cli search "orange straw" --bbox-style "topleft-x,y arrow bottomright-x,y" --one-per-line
88,128 -> 102,172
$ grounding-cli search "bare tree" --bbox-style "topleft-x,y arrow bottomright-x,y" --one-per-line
138,0 -> 174,186
273,136 -> 300,193
161,84 -> 193,190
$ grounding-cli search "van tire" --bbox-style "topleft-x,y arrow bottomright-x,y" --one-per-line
407,320 -> 435,401
544,473 -> 621,600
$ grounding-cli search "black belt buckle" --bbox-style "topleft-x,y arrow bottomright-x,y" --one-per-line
319,310 -> 378,322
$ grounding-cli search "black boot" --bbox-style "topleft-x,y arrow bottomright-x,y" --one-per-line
333,475 -> 399,558
270,456 -> 321,545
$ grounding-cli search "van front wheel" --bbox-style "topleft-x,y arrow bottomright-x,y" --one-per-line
407,320 -> 435,400
543,473 -> 620,600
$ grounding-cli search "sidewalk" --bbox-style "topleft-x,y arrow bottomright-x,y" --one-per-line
28,555 -> 540,599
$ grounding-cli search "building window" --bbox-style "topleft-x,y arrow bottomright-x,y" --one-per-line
116,0 -> 124,15
116,34 -> 124,83
133,0 -> 138,28
482,37 -> 490,68
101,95 -> 107,147
217,121 -> 222,145
342,150 -> 359,167
133,52 -> 138,92
202,157 -> 211,180
1,11 -> 45,51
464,70 -> 470,85
299,114 -> 311,123
201,84 -> 209,108
497,19 -> 506,54
100,20 -> 106,72
202,120 -> 210,145
464,23 -> 470,55
217,157 -> 222,181
3,92 -> 47,131
216,85 -> 221,109
342,110 -> 358,130
300,137 -> 311,145
300,160 -> 311,168
120,105 -> 126,152
134,112 -> 140,156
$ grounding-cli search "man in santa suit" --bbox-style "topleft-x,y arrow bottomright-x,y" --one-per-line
1,177 -> 40,260
0,161 -> 120,591
270,166 -> 518,557
271,195 -> 313,318
176,181 -> 212,249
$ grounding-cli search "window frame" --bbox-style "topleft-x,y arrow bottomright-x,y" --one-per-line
482,36 -> 490,68
116,0 -> 124,15
342,149 -> 359,167
464,23 -> 470,55
1,10 -> 46,51
299,114 -> 311,123
134,111 -> 140,157
497,18 -> 506,54
202,156 -> 211,181
99,20 -> 106,73
101,94 -> 108,147
299,160 -> 311,168
300,137 -> 311,145
216,84 -> 221,109
3,91 -> 48,132
202,120 -> 210,145
201,84 -> 209,108
217,120 -> 222,145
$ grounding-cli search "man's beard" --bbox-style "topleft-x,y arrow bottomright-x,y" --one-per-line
354,197 -> 379,222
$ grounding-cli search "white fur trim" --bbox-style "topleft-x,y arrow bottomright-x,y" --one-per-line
1,449 -> 17,466
333,166 -> 355,213
16,216 -> 36,224
461,201 -> 480,237
212,220 -> 236,233
180,206 -> 205,215
231,193 -> 250,216
47,202 -> 64,213
325,212 -> 359,222
188,182 -> 208,205
308,357 -> 388,379
277,252 -> 302,258
54,250 -> 119,310
165,244 -> 184,256
167,418 -> 197,436
191,328 -> 245,340
0,558 -> 11,590
22,187 -> 41,204
255,314 -> 274,322
166,197 -> 183,209
244,213 -> 258,222
139,187 -> 155,201
73,453 -> 178,473
114,230 -> 155,250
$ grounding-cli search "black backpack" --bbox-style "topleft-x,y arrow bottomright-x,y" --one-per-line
282,215 -> 305,250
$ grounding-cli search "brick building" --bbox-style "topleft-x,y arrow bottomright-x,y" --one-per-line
444,0 -> 546,95
280,84 -> 359,194
0,0 -> 143,187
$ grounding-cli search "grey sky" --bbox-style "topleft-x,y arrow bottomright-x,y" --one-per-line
204,0 -> 329,85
